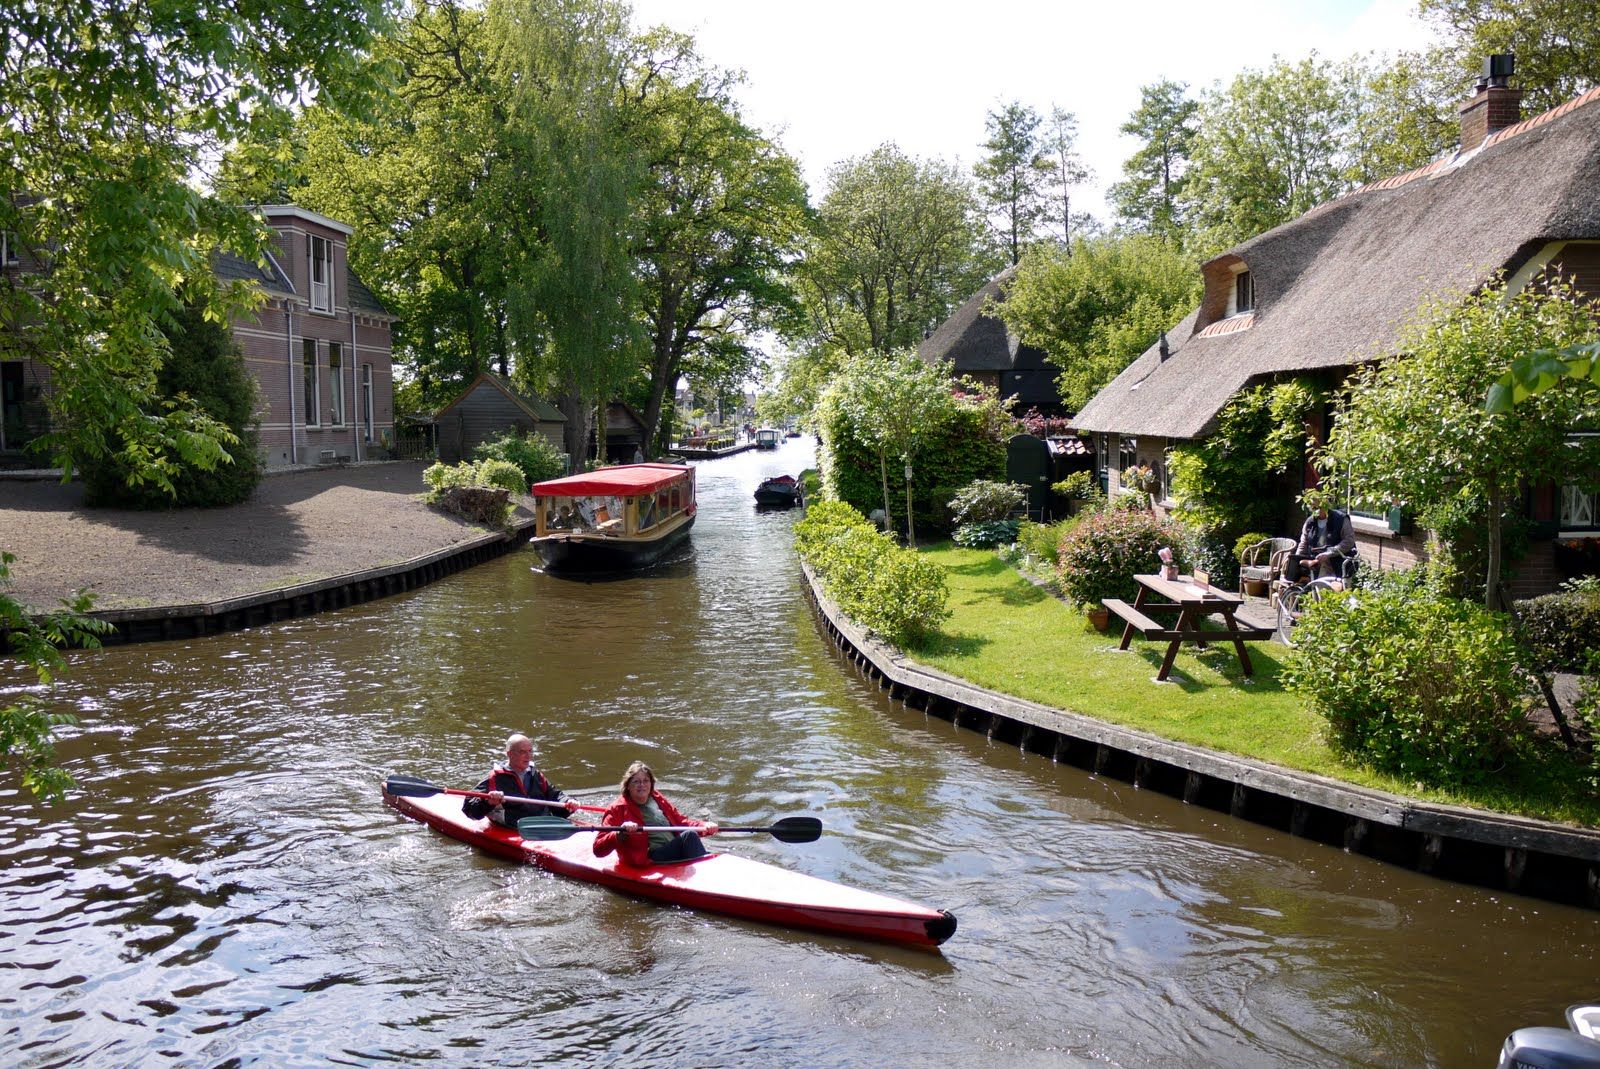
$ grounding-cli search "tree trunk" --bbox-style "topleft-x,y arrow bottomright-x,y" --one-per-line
558,390 -> 592,474
903,459 -> 917,547
1484,482 -> 1503,608
878,450 -> 893,535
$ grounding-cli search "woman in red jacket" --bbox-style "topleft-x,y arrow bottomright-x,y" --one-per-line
593,760 -> 719,866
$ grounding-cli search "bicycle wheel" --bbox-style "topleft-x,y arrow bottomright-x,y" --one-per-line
1275,586 -> 1303,645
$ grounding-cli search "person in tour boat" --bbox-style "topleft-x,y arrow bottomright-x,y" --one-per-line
462,733 -> 578,828
593,760 -> 719,865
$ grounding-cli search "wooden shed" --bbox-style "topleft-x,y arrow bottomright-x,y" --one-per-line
435,373 -> 566,463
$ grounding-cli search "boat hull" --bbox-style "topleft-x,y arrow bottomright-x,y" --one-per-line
384,791 -> 956,949
531,515 -> 693,572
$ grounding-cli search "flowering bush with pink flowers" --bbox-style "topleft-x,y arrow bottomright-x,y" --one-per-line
1056,508 -> 1186,609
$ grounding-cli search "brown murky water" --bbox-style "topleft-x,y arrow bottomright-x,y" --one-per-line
2,439 -> 1596,1068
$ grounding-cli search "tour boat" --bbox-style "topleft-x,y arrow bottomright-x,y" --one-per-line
754,428 -> 781,450
753,474 -> 802,508
528,463 -> 695,572
383,789 -> 957,949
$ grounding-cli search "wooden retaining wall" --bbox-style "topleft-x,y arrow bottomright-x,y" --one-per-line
86,523 -> 534,647
800,564 -> 1600,911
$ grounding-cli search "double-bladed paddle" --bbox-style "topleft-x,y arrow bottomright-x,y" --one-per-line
383,774 -> 609,814
517,815 -> 822,844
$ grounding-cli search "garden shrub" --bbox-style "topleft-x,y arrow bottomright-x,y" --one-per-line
953,519 -> 1020,548
794,500 -> 950,646
948,480 -> 1027,526
1512,586 -> 1600,672
472,430 -> 566,486
1055,508 -> 1185,609
1017,518 -> 1076,566
1051,470 -> 1101,506
423,458 -> 526,498
473,458 -> 527,495
1233,532 -> 1272,562
1282,586 -> 1533,786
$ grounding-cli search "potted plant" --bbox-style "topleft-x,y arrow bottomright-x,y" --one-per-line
1233,531 -> 1272,596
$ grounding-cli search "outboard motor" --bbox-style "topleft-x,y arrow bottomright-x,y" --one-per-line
1497,1005 -> 1600,1069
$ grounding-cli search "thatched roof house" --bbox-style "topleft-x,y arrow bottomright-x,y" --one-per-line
918,267 -> 1066,413
1071,66 -> 1600,592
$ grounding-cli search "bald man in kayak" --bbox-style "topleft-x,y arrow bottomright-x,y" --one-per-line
462,733 -> 578,827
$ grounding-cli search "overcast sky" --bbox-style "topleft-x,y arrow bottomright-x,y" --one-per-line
630,0 -> 1440,219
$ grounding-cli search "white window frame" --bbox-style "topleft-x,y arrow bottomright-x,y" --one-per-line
328,342 -> 344,426
361,363 -> 374,442
0,230 -> 16,264
309,235 -> 334,313
302,339 -> 321,427
1558,433 -> 1600,533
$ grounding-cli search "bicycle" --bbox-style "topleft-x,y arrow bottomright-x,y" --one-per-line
1274,552 -> 1360,646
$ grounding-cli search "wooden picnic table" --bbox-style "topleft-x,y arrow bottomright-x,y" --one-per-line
1103,573 -> 1271,682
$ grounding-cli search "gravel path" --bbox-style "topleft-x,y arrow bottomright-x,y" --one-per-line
0,462 -> 504,612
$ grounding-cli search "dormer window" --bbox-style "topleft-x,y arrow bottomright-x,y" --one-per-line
1233,270 -> 1255,315
309,235 -> 334,313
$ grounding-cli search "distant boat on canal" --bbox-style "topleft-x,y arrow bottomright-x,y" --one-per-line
754,428 -> 781,450
754,474 -> 802,509
528,463 -> 695,573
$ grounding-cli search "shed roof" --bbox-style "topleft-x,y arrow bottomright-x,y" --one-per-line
434,373 -> 566,423
1072,85 -> 1600,440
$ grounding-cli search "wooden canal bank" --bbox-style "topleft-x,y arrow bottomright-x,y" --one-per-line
800,563 -> 1600,911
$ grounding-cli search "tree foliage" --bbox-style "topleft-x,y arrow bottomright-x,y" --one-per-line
793,143 -> 998,358
1319,280 -> 1600,605
974,101 -> 1049,266
1420,0 -> 1600,114
1108,79 -> 1198,238
997,235 -> 1200,411
1038,106 -> 1093,249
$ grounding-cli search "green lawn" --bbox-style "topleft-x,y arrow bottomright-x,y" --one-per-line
908,545 -> 1600,826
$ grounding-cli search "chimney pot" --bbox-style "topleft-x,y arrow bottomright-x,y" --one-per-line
1459,54 -> 1521,152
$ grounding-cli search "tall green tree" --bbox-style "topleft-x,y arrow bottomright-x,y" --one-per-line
1181,56 -> 1357,255
627,33 -> 809,457
1420,0 -> 1600,114
794,143 -> 997,358
973,102 -> 1048,266
1344,51 -> 1463,184
1320,280 -> 1600,605
1039,106 -> 1093,249
1108,79 -> 1198,238
996,235 -> 1200,411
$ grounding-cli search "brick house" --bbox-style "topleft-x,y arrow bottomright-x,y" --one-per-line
1070,64 -> 1600,596
1,204 -> 396,469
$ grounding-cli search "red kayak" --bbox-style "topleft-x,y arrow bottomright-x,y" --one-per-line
383,790 -> 957,949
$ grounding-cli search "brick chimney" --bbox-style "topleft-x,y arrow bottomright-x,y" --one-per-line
1459,54 -> 1522,152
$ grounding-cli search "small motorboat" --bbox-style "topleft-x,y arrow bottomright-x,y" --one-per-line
754,428 -> 781,450
383,788 -> 956,949
754,474 -> 802,509
528,463 -> 695,573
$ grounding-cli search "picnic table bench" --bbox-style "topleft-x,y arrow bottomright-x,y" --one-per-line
1106,573 -> 1273,682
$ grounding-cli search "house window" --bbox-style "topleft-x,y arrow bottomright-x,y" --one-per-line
302,339 -> 320,426
309,235 -> 334,313
328,342 -> 344,426
362,364 -> 373,442
0,231 -> 16,264
1561,484 -> 1598,531
1118,435 -> 1138,472
1234,271 -> 1255,314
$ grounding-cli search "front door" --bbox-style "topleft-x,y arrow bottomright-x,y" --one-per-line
1,361 -> 23,451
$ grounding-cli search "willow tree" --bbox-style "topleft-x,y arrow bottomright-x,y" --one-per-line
1322,281 -> 1600,605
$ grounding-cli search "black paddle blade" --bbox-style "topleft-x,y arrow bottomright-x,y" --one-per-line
517,816 -> 587,841
384,775 -> 444,798
762,817 -> 822,843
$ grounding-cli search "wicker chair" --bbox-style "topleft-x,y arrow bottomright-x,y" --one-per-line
1239,537 -> 1296,593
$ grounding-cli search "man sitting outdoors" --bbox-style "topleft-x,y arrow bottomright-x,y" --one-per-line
1286,489 -> 1356,583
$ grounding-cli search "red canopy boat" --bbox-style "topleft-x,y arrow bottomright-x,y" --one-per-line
383,790 -> 956,949
528,463 -> 696,572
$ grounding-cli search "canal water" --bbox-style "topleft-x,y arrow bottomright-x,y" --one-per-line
2,439 -> 1596,1068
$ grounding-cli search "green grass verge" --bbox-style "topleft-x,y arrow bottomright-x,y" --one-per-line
908,544 -> 1600,827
